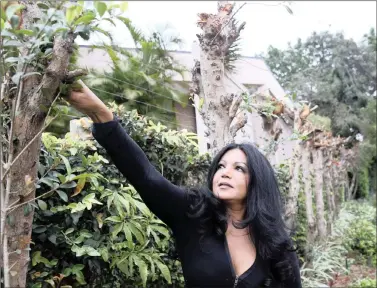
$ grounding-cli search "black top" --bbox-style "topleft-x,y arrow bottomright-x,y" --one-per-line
92,119 -> 302,288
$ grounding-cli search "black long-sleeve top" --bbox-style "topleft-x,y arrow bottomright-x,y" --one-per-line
92,118 -> 302,288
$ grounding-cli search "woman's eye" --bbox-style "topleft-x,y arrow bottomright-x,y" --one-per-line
236,166 -> 244,172
217,164 -> 224,169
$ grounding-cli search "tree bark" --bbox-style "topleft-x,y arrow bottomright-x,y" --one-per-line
284,145 -> 302,232
193,1 -> 246,155
301,144 -> 317,245
350,173 -> 358,199
2,4 -> 80,286
313,148 -> 327,241
284,108 -> 302,232
323,151 -> 334,235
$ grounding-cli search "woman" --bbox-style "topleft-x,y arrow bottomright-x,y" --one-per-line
67,83 -> 302,288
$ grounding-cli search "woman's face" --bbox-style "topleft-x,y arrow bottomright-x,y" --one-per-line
212,148 -> 249,202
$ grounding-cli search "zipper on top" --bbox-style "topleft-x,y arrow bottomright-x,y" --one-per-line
233,275 -> 239,288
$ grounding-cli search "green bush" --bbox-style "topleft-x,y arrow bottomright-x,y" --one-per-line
28,106 -> 210,287
344,219 -> 376,265
357,167 -> 370,198
357,278 -> 377,288
336,201 -> 376,267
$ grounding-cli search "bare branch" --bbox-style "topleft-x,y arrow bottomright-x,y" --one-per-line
229,111 -> 247,137
229,94 -> 243,120
7,186 -> 58,212
1,114 -> 58,183
65,69 -> 88,83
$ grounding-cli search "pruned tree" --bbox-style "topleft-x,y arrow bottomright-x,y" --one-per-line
301,143 -> 317,247
190,1 -> 246,155
0,1 -> 128,286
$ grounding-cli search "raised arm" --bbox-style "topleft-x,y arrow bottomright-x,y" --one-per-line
66,81 -> 189,228
92,118 -> 189,227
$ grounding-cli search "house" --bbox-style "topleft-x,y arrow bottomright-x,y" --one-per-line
77,43 -> 297,165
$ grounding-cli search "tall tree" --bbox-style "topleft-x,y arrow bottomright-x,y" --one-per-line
0,1 -> 128,286
191,1 -> 246,155
264,30 -> 376,138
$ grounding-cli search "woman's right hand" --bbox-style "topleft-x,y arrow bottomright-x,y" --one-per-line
66,80 -> 114,123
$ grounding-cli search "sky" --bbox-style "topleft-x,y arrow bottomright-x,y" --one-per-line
78,1 -> 377,56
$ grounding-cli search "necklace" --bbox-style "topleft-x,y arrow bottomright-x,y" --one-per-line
226,228 -> 249,237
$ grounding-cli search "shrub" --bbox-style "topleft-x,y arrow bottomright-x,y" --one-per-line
357,278 -> 377,288
28,106 -> 210,287
335,201 -> 376,267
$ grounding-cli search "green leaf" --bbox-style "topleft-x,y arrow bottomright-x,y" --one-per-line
5,4 -> 25,21
156,260 -> 171,284
116,193 -> 130,215
105,216 -> 122,223
37,2 -> 50,10
106,46 -> 119,63
10,15 -> 19,29
151,225 -> 170,238
56,190 -> 68,202
65,228 -> 74,235
33,226 -> 47,233
134,200 -> 150,216
94,1 -> 107,17
60,154 -> 72,175
123,223 -> 133,247
133,255 -> 148,287
60,181 -> 76,189
39,177 -> 55,187
116,258 -> 130,276
74,270 -> 86,285
128,222 -> 144,244
99,247 -> 109,262
112,223 -> 123,238
69,148 -> 78,156
63,267 -> 72,276
85,246 -> 101,256
48,234 -> 57,245
1,19 -> 4,31
66,5 -> 82,25
71,245 -> 100,257
74,12 -> 95,25
14,29 -> 34,36
72,264 -> 85,273
37,200 -> 48,211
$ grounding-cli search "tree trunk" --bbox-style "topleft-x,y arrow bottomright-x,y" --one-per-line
313,148 -> 327,241
284,109 -> 302,232
2,3 -> 80,285
301,144 -> 317,246
192,1 -> 246,155
348,171 -> 358,200
284,144 -> 302,232
332,160 -> 342,217
323,152 -> 334,235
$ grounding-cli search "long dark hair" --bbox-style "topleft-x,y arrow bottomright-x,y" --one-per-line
186,143 -> 297,282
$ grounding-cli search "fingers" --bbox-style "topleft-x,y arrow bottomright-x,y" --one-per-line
77,79 -> 98,99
